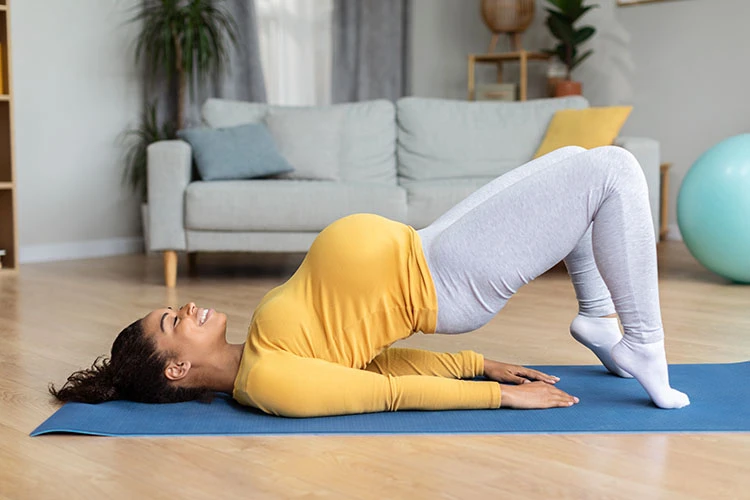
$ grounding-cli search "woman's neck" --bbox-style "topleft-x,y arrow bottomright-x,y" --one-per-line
203,342 -> 246,394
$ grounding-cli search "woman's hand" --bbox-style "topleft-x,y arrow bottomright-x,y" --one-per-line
484,359 -> 560,385
500,382 -> 580,409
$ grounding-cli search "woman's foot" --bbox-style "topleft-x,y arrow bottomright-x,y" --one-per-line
611,337 -> 690,409
570,315 -> 633,378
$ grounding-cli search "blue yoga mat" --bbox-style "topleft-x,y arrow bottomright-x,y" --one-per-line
31,362 -> 749,437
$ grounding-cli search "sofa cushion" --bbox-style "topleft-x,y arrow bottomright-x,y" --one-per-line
401,178 -> 497,229
201,98 -> 397,184
176,123 -> 293,181
397,96 -> 589,181
202,99 -> 267,128
265,107 -> 343,181
185,180 -> 407,232
534,106 -> 633,158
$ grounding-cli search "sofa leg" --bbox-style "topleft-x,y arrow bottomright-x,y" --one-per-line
187,252 -> 198,277
163,251 -> 178,288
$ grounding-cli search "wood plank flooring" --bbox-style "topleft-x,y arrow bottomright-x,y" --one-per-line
1,242 -> 748,499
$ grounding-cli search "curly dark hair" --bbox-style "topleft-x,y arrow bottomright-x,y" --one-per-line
49,319 -> 213,404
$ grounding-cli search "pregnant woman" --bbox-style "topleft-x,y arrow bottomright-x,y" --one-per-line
50,146 -> 689,417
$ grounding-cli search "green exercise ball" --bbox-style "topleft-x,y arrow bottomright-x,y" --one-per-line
677,134 -> 750,283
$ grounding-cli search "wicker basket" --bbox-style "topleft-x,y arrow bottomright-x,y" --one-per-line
481,0 -> 535,51
481,0 -> 535,33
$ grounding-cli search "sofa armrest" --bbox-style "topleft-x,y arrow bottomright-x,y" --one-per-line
614,136 -> 661,235
147,140 -> 192,251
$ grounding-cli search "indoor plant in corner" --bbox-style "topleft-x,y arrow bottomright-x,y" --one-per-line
544,0 -> 598,97
123,103 -> 176,250
122,0 -> 238,250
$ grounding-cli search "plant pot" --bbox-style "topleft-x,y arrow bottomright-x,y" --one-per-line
554,80 -> 583,97
546,60 -> 567,97
548,77 -> 565,97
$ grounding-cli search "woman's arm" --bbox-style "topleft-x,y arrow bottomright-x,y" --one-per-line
365,348 -> 560,385
242,351 -> 501,417
239,351 -> 578,418
363,348 -> 485,379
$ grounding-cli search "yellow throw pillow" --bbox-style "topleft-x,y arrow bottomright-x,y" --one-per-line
533,106 -> 633,158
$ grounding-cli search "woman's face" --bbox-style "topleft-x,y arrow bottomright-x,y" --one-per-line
142,303 -> 229,381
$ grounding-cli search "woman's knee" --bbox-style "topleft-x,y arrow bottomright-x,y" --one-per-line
559,145 -> 587,155
547,145 -> 587,161
588,146 -> 646,187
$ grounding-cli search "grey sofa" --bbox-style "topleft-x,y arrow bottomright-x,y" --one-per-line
147,96 -> 660,286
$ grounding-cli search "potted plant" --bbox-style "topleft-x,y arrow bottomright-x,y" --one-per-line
122,0 -> 239,248
122,103 -> 177,248
543,0 -> 598,97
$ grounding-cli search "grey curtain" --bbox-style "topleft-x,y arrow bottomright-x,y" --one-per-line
331,0 -> 411,103
146,0 -> 267,129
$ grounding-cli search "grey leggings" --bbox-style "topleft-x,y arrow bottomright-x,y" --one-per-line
418,146 -> 663,343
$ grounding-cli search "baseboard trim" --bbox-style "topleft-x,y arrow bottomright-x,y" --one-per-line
20,237 -> 144,264
665,223 -> 682,241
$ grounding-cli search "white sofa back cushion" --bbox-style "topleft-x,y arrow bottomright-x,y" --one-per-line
202,98 -> 397,184
266,108 -> 343,181
396,96 -> 589,181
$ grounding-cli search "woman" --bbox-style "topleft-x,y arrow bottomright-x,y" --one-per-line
51,146 -> 689,416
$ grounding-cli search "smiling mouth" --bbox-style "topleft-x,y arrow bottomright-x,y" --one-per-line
199,308 -> 213,326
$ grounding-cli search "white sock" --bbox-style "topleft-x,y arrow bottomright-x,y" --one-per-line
611,337 -> 690,409
570,315 -> 632,378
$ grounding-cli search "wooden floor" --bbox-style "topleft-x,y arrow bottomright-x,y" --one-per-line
1,242 -> 749,499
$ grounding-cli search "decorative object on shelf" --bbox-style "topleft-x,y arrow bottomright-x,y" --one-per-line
480,0 -> 536,52
0,249 -> 5,269
677,134 -> 750,284
543,0 -> 598,97
475,83 -> 517,101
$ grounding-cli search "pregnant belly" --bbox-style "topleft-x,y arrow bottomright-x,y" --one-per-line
305,214 -> 406,293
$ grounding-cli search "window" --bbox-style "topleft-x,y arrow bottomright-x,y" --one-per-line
255,0 -> 334,106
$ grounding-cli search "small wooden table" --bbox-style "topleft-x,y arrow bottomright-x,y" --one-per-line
468,51 -> 550,101
660,162 -> 671,241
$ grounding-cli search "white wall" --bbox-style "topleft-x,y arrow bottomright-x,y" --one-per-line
11,0 -> 749,261
410,0 -> 750,229
410,0 -> 488,100
616,0 -> 750,231
12,0 -> 143,262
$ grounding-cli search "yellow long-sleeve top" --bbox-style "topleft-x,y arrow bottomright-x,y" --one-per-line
232,214 -> 502,417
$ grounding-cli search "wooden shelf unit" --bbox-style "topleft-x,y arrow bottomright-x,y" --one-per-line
467,50 -> 550,102
0,0 -> 17,271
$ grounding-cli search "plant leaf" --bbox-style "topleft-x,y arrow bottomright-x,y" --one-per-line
575,26 -> 596,44
570,3 -> 598,22
545,8 -> 572,25
570,49 -> 594,72
545,0 -> 567,11
547,15 -> 575,43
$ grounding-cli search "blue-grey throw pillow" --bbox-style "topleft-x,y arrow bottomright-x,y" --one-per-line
177,123 -> 294,181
